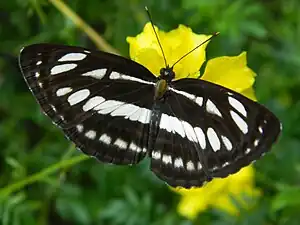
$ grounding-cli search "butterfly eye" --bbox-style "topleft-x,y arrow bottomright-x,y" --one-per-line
160,68 -> 175,82
160,68 -> 166,76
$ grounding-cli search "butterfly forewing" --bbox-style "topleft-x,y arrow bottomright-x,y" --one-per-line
19,44 -> 157,165
150,78 -> 281,188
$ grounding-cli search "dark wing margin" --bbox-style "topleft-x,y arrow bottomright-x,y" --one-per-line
150,78 -> 281,188
19,43 -> 157,165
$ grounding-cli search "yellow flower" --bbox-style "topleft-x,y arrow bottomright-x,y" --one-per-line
127,23 -> 256,99
127,23 -> 260,219
127,23 -> 210,80
174,166 -> 261,219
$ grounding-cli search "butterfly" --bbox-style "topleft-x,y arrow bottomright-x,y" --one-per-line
18,37 -> 281,188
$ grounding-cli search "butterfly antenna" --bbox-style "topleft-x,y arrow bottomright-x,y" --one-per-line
145,6 -> 168,68
171,32 -> 220,69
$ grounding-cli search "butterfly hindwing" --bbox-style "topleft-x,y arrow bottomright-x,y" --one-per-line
150,78 -> 281,188
19,43 -> 157,165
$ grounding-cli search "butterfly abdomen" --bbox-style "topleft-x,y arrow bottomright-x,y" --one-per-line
148,103 -> 163,153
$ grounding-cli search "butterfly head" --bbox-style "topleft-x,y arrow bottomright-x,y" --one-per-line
159,66 -> 175,83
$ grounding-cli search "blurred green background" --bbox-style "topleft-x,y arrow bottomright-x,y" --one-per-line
0,0 -> 299,224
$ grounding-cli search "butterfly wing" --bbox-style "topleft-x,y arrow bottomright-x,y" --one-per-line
19,44 -> 157,165
150,78 -> 281,188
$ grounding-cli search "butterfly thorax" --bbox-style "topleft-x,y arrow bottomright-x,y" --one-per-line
154,67 -> 175,100
154,79 -> 167,100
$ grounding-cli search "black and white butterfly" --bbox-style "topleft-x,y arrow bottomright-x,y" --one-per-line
19,41 -> 281,188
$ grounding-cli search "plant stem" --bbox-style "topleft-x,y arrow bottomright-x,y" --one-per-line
48,0 -> 120,55
0,154 -> 90,199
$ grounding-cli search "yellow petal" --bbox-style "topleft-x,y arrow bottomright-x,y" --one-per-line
172,165 -> 261,218
127,23 -> 211,78
128,47 -> 165,76
241,87 -> 257,101
228,166 -> 255,184
177,194 -> 209,219
226,166 -> 259,196
212,194 -> 239,215
127,23 -> 165,75
201,52 -> 256,93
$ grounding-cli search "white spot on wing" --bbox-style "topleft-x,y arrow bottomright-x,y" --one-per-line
160,114 -> 172,133
168,87 -> 205,109
258,126 -> 263,134
51,64 -> 77,75
174,158 -> 184,168
96,100 -> 124,114
129,142 -> 137,151
50,104 -> 57,112
67,89 -> 90,106
182,121 -> 197,142
58,115 -> 65,121
82,69 -> 107,79
169,116 -> 185,138
230,110 -> 248,134
194,127 -> 206,149
36,61 -> 42,65
128,108 -> 143,121
222,162 -> 229,167
114,138 -> 128,150
195,97 -> 203,106
35,72 -> 40,78
76,124 -> 83,133
254,139 -> 259,147
228,96 -> 247,117
85,130 -> 96,139
245,148 -> 251,154
207,127 -> 220,152
221,135 -> 232,151
162,154 -> 172,164
152,151 -> 161,160
160,115 -> 199,141
129,142 -> 141,152
206,99 -> 222,117
58,53 -> 87,61
109,71 -> 121,79
212,166 -> 218,171
197,162 -> 202,170
111,74 -> 155,85
169,87 -> 195,100
186,161 -> 195,171
93,100 -> 151,124
138,108 -> 151,124
136,146 -> 142,153
99,133 -> 111,145
82,96 -> 105,111
110,103 -> 138,117
56,87 -> 73,96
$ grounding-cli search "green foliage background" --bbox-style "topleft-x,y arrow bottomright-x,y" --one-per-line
0,0 -> 299,224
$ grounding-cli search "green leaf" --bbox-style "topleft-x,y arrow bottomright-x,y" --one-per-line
271,187 -> 300,212
56,197 -> 91,224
